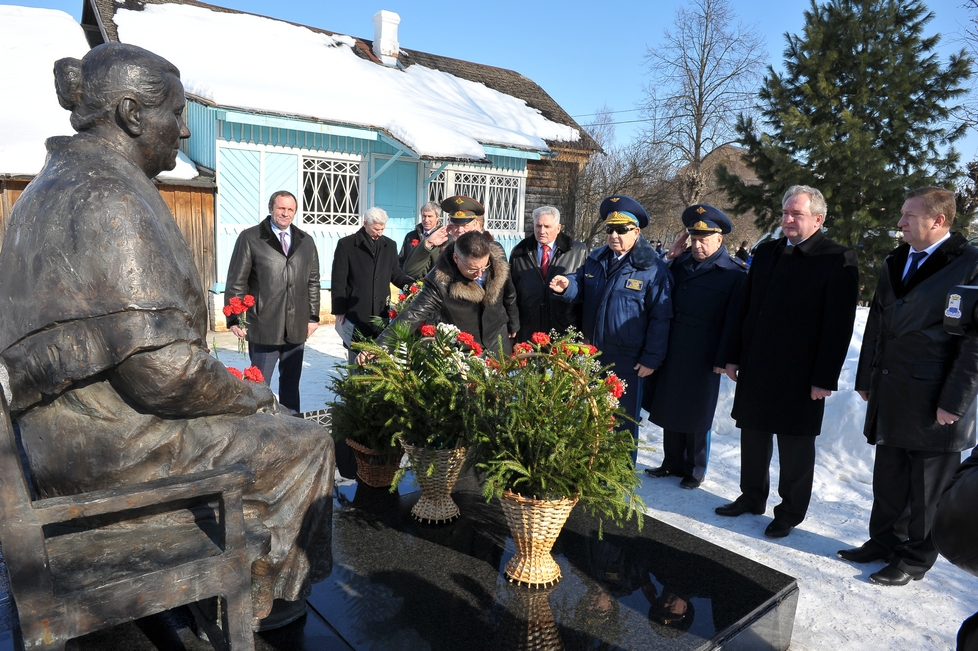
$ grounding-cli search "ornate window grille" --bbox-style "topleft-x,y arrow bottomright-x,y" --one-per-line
428,168 -> 523,232
426,171 -> 446,205
301,157 -> 360,225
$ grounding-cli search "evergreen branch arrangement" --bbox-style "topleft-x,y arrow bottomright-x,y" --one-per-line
468,330 -> 645,533
332,321 -> 482,453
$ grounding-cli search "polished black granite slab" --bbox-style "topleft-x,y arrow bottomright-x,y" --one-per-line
0,472 -> 797,650
308,473 -> 798,651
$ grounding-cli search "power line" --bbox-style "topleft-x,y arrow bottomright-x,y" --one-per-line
572,108 -> 645,118
578,118 -> 652,128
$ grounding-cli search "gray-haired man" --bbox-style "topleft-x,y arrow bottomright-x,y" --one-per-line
509,206 -> 587,342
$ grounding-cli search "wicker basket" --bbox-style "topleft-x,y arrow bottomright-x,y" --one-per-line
346,439 -> 403,488
499,490 -> 579,588
401,443 -> 467,523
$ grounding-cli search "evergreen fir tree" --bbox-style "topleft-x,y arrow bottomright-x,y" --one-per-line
717,0 -> 971,297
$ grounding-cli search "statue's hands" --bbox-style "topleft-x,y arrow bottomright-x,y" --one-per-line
250,380 -> 277,411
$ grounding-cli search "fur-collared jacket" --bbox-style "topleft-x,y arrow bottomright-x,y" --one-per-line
381,241 -> 519,355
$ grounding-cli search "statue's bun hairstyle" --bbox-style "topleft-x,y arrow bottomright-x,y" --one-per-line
52,43 -> 181,131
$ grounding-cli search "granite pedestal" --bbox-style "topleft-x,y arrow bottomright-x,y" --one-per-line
0,472 -> 797,650
312,473 -> 797,651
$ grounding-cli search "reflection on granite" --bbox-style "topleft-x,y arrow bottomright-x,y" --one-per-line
310,472 -> 798,651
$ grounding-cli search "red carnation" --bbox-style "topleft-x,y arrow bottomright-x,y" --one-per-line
486,357 -> 501,371
512,342 -> 532,356
242,294 -> 255,308
243,366 -> 264,383
587,345 -> 598,355
456,332 -> 476,347
398,293 -> 407,301
388,309 -> 397,319
530,332 -> 551,346
222,305 -> 234,317
409,284 -> 420,294
227,367 -> 243,379
469,342 -> 483,356
229,296 -> 243,308
605,375 -> 625,399
420,325 -> 436,337
411,239 -> 420,246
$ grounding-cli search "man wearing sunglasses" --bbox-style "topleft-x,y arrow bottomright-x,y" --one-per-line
550,195 -> 673,456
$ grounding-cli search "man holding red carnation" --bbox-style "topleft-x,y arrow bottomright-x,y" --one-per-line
225,190 -> 321,413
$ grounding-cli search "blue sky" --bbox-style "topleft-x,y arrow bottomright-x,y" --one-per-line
13,0 -> 978,157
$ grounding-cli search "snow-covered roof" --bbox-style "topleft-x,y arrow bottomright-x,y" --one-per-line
0,6 -> 198,181
97,1 -> 586,160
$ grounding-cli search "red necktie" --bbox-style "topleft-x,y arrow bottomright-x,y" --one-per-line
541,244 -> 551,277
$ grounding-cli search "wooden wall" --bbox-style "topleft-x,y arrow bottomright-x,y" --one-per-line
0,179 -> 29,244
2,179 -> 217,327
156,184 -> 217,294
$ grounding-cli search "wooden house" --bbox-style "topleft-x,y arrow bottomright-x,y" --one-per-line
80,0 -> 598,319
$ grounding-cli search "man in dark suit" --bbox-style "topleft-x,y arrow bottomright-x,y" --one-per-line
398,201 -> 442,268
226,190 -> 321,413
844,186 -> 978,586
331,206 -> 414,363
509,205 -> 587,342
717,185 -> 859,539
644,205 -> 746,489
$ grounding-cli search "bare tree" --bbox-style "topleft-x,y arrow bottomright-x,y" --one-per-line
560,107 -> 679,247
642,0 -> 766,207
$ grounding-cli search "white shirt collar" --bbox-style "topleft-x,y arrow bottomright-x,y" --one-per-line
270,221 -> 290,238
910,231 -> 951,257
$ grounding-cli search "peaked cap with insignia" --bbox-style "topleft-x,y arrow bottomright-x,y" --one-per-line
681,204 -> 732,235
599,195 -> 649,229
441,195 -> 484,225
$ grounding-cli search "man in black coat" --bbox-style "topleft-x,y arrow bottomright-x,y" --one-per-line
509,206 -> 587,342
934,449 -> 978,649
398,201 -> 442,268
717,185 -> 859,539
331,207 -> 414,362
644,205 -> 746,489
844,186 -> 978,586
226,190 -> 321,413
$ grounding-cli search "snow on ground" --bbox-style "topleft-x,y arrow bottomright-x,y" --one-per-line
0,6 -> 199,181
210,307 -> 978,650
114,3 -> 579,160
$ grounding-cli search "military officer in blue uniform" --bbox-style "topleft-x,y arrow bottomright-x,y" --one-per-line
643,205 -> 747,488
550,195 -> 673,457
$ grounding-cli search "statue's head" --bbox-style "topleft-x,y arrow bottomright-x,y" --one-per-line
54,43 -> 190,178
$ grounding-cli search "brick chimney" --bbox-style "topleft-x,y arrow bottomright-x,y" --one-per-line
372,10 -> 400,67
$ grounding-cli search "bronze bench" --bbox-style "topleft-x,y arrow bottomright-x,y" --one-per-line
0,391 -> 270,651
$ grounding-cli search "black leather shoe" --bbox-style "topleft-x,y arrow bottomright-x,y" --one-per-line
764,520 -> 794,538
869,564 -> 922,587
680,476 -> 702,489
644,466 -> 676,478
838,542 -> 892,564
715,499 -> 764,517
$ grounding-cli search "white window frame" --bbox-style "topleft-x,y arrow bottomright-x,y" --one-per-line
425,163 -> 526,235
